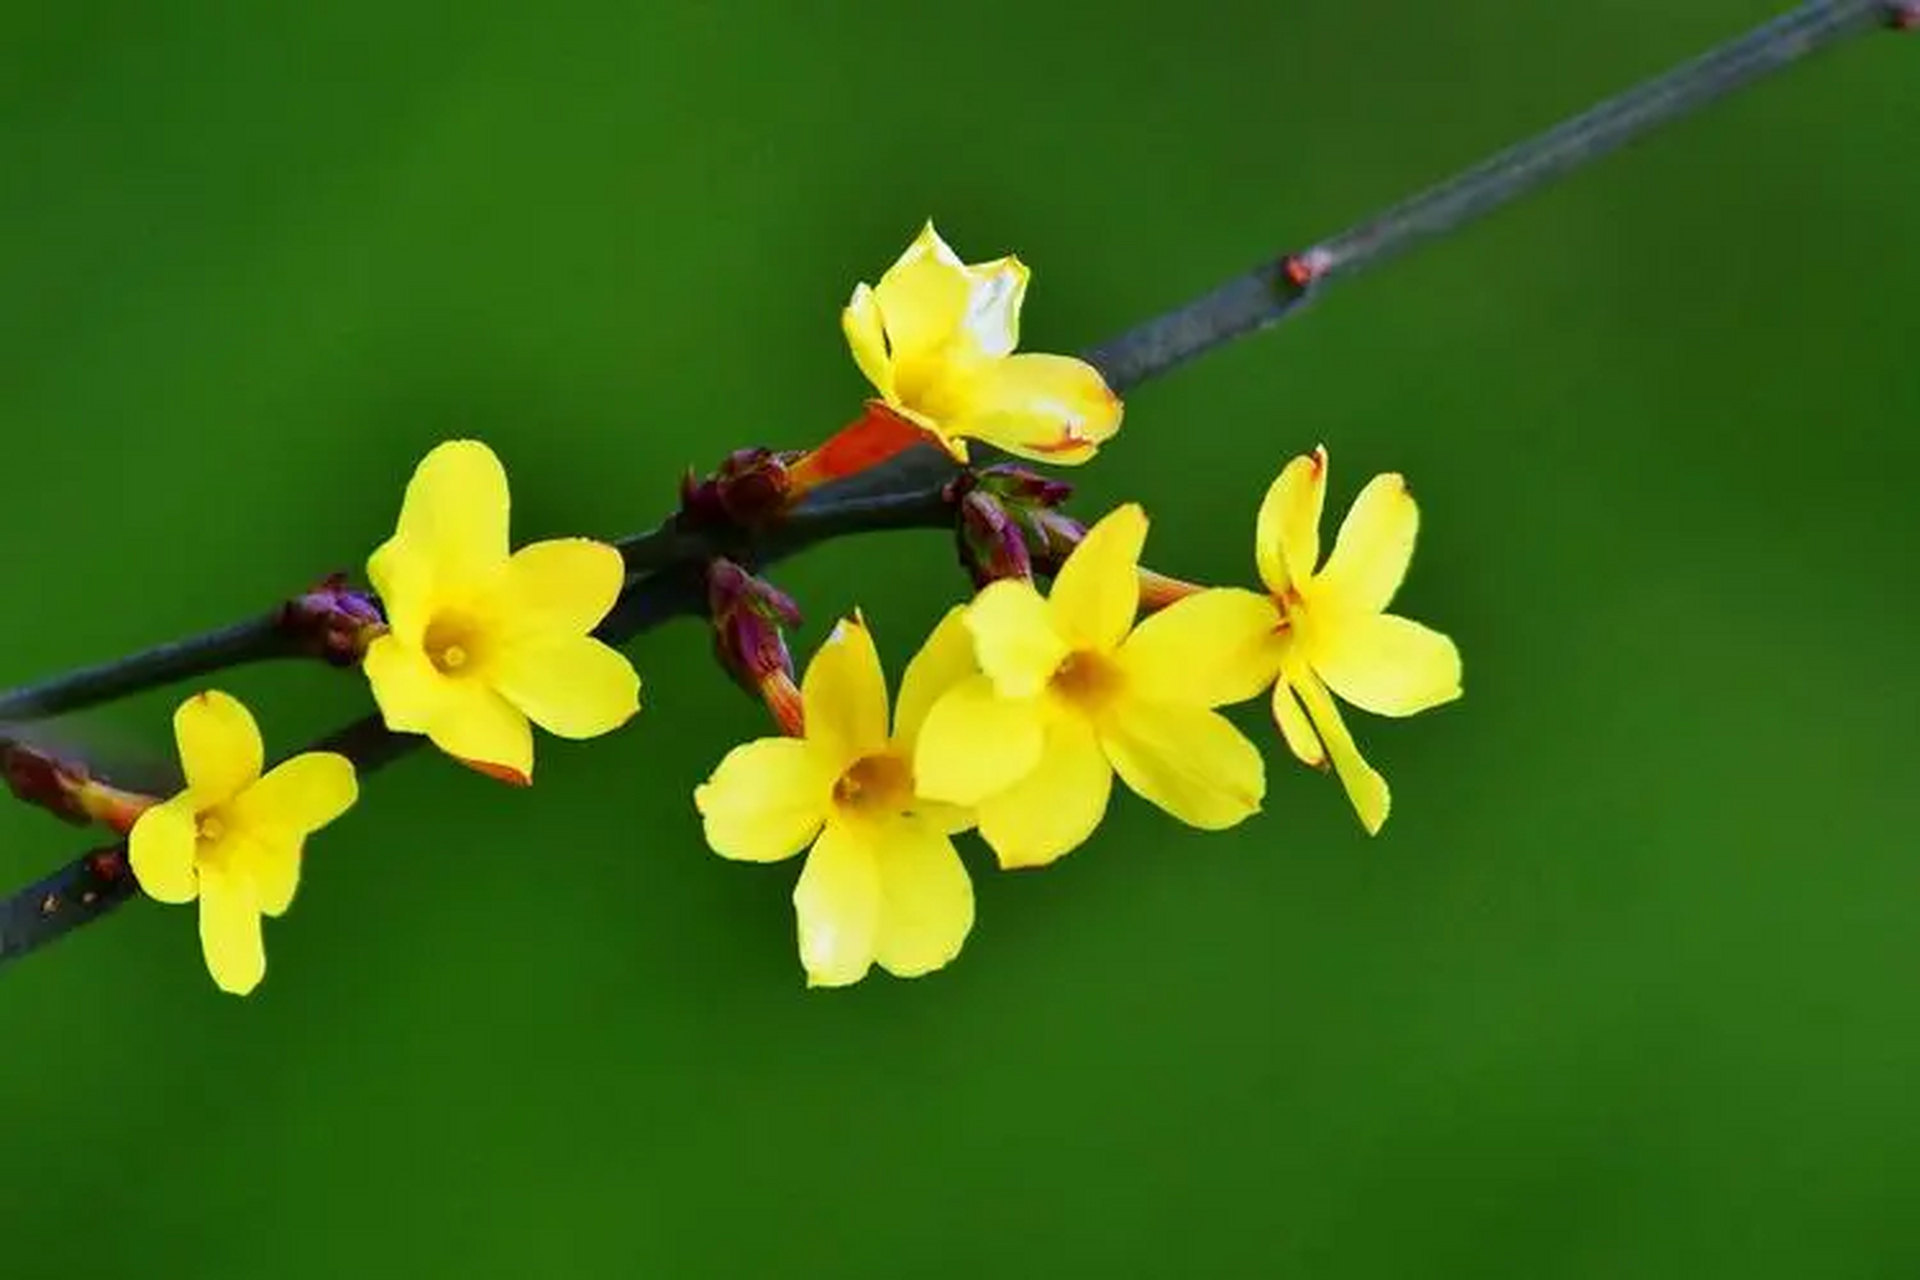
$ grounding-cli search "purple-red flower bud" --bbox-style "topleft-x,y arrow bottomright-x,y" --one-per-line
280,574 -> 387,667
680,447 -> 802,531
708,558 -> 804,701
946,466 -> 1086,587
955,488 -> 1033,588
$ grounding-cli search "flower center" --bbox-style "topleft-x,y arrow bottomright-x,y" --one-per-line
1270,586 -> 1305,636
196,813 -> 226,843
832,751 -> 915,817
423,612 -> 483,675
1049,648 -> 1123,711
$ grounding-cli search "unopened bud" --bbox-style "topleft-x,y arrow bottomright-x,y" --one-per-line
1023,508 -> 1087,578
1,737 -> 157,834
955,488 -> 1034,588
680,447 -> 801,531
281,574 -> 387,666
708,559 -> 805,729
947,466 -> 1085,587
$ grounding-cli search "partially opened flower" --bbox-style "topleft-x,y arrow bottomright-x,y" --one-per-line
694,610 -> 978,988
913,504 -> 1266,869
128,691 -> 358,995
1205,446 -> 1463,834
363,439 -> 641,783
841,222 -> 1122,465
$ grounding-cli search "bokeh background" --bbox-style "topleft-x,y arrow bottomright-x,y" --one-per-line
4,2 -> 1918,1275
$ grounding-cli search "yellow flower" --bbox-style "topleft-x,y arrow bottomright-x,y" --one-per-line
912,504 -> 1265,868
128,691 -> 358,995
694,610 -> 979,988
841,221 -> 1123,465
362,440 -> 641,783
1200,446 -> 1464,834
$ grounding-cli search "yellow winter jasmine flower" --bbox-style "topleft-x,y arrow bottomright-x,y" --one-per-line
1207,446 -> 1463,834
841,221 -> 1122,465
128,691 -> 358,995
913,504 -> 1266,869
694,610 -> 978,988
362,439 -> 641,784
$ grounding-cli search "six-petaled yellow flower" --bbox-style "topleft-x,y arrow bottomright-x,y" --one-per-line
913,504 -> 1266,869
695,610 -> 979,987
128,691 -> 358,995
842,221 -> 1123,465
363,439 -> 641,784
1197,446 -> 1463,834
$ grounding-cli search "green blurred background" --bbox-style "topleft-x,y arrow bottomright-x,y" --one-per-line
4,1 -> 1917,1275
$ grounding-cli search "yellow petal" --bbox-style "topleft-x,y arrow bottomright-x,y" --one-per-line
965,578 -> 1068,700
872,821 -> 975,978
1270,678 -> 1327,769
1048,503 -> 1146,652
425,682 -> 535,783
975,714 -> 1113,869
912,673 -> 1047,806
694,737 -> 831,863
365,533 -> 436,647
1310,612 -> 1462,718
912,799 -> 977,835
391,439 -> 511,593
490,538 -> 624,640
1100,695 -> 1264,830
198,863 -> 265,995
941,353 -> 1121,465
173,690 -> 264,806
1318,472 -> 1418,615
241,833 -> 303,919
488,635 -> 641,739
842,282 -> 897,401
792,820 -> 882,988
872,221 -> 970,365
956,255 -> 1029,359
891,605 -> 977,752
128,795 -> 200,905
1120,587 -> 1285,708
1292,671 -> 1391,834
232,752 -> 359,839
802,614 -> 891,771
363,634 -> 454,734
1255,446 -> 1327,594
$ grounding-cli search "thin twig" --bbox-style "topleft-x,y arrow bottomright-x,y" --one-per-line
0,489 -> 957,963
1080,0 -> 1909,391
0,0 -> 1909,969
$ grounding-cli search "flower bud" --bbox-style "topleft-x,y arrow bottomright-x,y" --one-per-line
708,559 -> 806,733
1,736 -> 157,834
954,487 -> 1033,588
680,448 -> 801,531
946,465 -> 1086,586
281,574 -> 387,666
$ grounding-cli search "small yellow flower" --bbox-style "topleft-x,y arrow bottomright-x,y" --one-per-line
1196,446 -> 1464,834
362,439 -> 641,783
841,221 -> 1122,465
128,691 -> 358,995
912,504 -> 1266,868
694,610 -> 978,988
